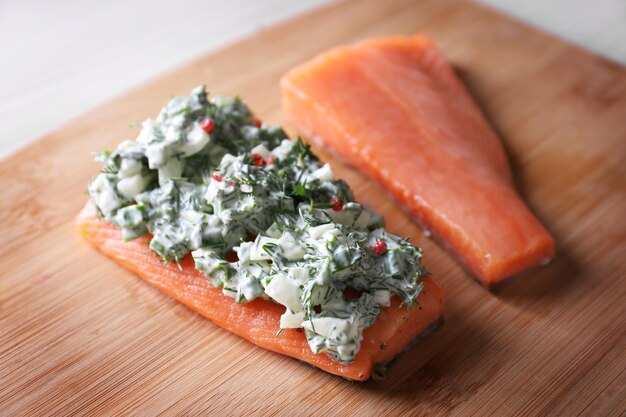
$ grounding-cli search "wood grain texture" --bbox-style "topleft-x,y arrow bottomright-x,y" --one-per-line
1,0 -> 625,415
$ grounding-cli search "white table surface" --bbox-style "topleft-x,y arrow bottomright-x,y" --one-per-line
1,0 -> 624,158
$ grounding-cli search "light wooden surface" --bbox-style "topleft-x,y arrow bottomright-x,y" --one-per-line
2,0 -> 626,159
1,0 -> 625,415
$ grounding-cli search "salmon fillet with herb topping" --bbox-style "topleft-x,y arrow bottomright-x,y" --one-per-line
78,86 -> 444,381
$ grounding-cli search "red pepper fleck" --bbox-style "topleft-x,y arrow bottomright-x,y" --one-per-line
255,118 -> 262,128
343,287 -> 363,301
229,181 -> 236,187
374,240 -> 388,255
224,251 -> 239,263
266,155 -> 274,165
200,117 -> 215,133
251,153 -> 265,166
211,173 -> 223,182
330,197 -> 344,212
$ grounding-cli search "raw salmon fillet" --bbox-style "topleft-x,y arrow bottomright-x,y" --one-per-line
76,203 -> 444,381
281,36 -> 555,287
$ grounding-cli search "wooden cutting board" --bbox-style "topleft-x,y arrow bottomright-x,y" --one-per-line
1,0 -> 624,415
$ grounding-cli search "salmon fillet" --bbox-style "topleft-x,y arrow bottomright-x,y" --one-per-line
76,203 -> 444,381
281,36 -> 555,287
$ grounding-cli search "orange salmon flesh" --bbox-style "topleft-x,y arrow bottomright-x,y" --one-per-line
281,36 -> 555,287
77,203 -> 444,381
